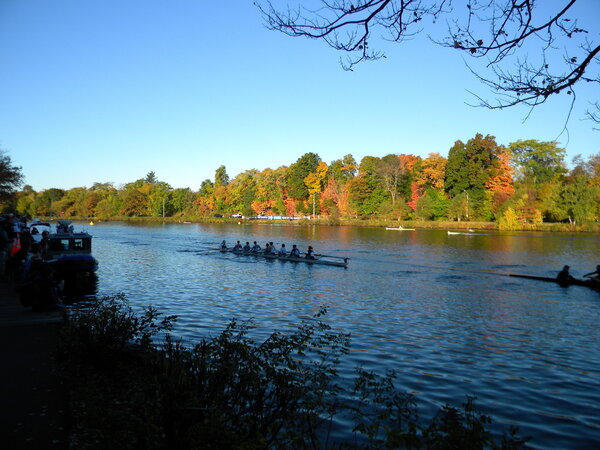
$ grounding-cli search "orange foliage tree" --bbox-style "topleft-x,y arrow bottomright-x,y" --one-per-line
485,150 -> 515,195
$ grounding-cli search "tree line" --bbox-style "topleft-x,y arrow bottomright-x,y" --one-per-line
11,134 -> 600,226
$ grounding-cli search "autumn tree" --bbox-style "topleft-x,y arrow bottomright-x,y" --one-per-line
254,167 -> 288,215
16,185 -> 36,216
30,188 -> 65,217
304,161 -> 329,216
54,187 -> 89,217
415,153 -> 446,190
120,184 -> 149,217
258,1 -> 600,124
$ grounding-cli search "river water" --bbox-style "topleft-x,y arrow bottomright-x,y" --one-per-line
85,221 -> 599,448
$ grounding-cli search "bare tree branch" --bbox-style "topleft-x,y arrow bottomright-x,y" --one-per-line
256,0 -> 599,124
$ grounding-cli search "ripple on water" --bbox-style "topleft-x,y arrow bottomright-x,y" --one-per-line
89,223 -> 600,448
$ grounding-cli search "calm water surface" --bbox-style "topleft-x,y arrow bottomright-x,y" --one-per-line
86,222 -> 600,448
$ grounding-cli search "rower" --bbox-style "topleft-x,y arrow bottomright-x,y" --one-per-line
556,265 -> 574,284
278,243 -> 287,256
242,241 -> 251,252
290,244 -> 300,258
220,240 -> 227,249
583,265 -> 600,284
233,241 -> 242,251
264,242 -> 276,255
251,241 -> 261,253
305,245 -> 316,260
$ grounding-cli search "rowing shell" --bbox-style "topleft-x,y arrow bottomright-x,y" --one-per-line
509,273 -> 599,290
385,227 -> 415,231
219,249 -> 349,267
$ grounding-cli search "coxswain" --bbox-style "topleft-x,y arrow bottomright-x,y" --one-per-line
556,265 -> 574,284
251,241 -> 261,253
243,241 -> 251,252
220,240 -> 227,249
278,243 -> 287,256
233,240 -> 242,251
290,244 -> 300,258
305,245 -> 316,260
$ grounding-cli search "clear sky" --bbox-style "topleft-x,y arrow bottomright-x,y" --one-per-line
1,0 -> 598,191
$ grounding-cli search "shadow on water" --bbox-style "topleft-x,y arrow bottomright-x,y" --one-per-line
60,272 -> 98,304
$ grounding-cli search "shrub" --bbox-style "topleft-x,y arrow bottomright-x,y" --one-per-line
58,296 -> 529,449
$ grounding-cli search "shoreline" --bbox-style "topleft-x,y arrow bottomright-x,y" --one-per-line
42,216 -> 600,233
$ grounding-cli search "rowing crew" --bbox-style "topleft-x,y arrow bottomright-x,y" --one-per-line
221,240 -> 316,259
557,264 -> 600,285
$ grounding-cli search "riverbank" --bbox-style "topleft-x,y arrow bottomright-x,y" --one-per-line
0,280 -> 67,449
48,215 -> 600,233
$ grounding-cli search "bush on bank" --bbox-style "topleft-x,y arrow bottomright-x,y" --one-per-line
57,295 -> 530,449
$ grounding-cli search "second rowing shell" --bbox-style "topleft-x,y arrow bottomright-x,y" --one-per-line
218,249 -> 349,267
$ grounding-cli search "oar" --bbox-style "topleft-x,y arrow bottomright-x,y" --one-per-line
315,254 -> 350,260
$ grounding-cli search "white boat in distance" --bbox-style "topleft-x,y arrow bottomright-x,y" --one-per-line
385,226 -> 415,231
447,229 -> 482,235
218,248 -> 349,268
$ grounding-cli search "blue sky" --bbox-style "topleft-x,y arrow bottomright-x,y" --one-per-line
1,0 -> 598,191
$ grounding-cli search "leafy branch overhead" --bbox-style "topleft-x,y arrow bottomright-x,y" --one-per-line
256,1 -> 599,122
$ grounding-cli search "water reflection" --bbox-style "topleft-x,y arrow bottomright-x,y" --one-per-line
85,222 -> 600,448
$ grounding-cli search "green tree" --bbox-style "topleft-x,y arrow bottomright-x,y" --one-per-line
347,156 -> 386,216
145,171 -> 158,184
16,185 -> 36,216
229,170 -> 257,216
199,179 -> 214,197
536,182 -> 565,222
148,181 -> 173,217
0,150 -> 24,208
171,188 -> 195,215
560,175 -> 599,224
30,188 -> 65,217
330,153 -> 357,182
509,140 -> 567,184
286,153 -> 321,199
214,165 -> 230,186
416,189 -> 449,220
445,134 -> 503,197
